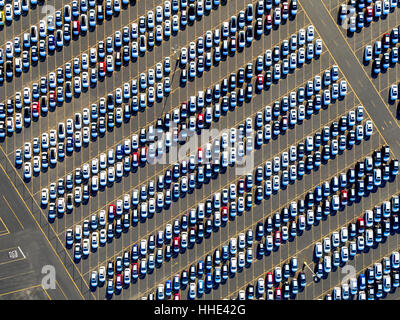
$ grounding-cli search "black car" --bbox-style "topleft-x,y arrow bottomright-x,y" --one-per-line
237,68 -> 245,84
96,4 -> 104,22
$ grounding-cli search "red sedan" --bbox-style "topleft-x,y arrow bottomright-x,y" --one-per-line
72,20 -> 80,36
173,293 -> 181,300
221,206 -> 228,222
365,6 -> 373,22
340,189 -> 348,206
256,74 -> 264,91
31,102 -> 40,118
197,113 -> 204,129
382,33 -> 391,49
98,61 -> 106,77
197,147 -> 204,164
265,15 -> 272,30
357,217 -> 365,233
275,287 -> 282,300
132,152 -> 139,167
173,236 -> 180,252
282,2 -> 289,18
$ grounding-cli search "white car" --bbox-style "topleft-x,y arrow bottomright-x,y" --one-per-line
41,188 -> 49,205
390,84 -> 398,101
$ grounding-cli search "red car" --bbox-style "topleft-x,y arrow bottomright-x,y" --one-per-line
382,33 -> 391,49
132,152 -> 139,167
265,272 -> 273,288
131,263 -> 138,279
340,189 -> 348,205
256,74 -> 264,91
275,287 -> 282,300
31,102 -> 40,118
230,36 -> 237,52
197,147 -> 203,163
357,217 -> 365,233
282,2 -> 289,18
108,204 -> 116,220
365,6 -> 373,22
265,15 -> 272,30
197,113 -> 204,129
173,236 -> 180,252
221,206 -> 228,222
173,293 -> 181,300
72,20 -> 80,35
98,61 -> 106,77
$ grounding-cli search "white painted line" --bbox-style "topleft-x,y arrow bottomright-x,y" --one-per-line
17,246 -> 26,259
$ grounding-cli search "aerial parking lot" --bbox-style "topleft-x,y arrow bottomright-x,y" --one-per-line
1,0 -> 400,301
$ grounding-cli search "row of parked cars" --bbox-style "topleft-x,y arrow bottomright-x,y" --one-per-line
339,0 -> 399,33
18,40 -> 325,185
232,150 -> 399,300
80,107 -> 373,296
0,0 -> 226,109
41,68 -> 343,226
1,0 -> 293,139
18,39 -> 323,188
327,252 -> 400,300
62,103 -> 362,263
363,29 -> 400,74
0,0 -> 41,27
234,269 -> 306,300
314,184 -> 399,280
151,148 -> 389,300
0,0 -> 137,81
178,1 -> 300,68
179,26 -> 319,86
7,23 -> 314,140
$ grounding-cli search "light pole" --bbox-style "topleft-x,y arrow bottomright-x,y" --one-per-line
303,261 -> 320,282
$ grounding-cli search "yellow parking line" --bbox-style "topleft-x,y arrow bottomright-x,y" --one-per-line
59,59 -> 336,239
303,0 -> 400,137
20,19 -> 312,164
0,217 -> 9,237
0,0 -> 229,113
0,257 -> 26,266
82,91 -> 361,274
315,243 -> 400,300
224,181 -> 400,299
56,280 -> 68,300
0,284 -> 41,297
0,151 -> 87,300
128,138 -> 383,298
0,270 -> 34,283
0,0 -> 163,103
41,286 -> 51,300
2,196 -> 24,230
